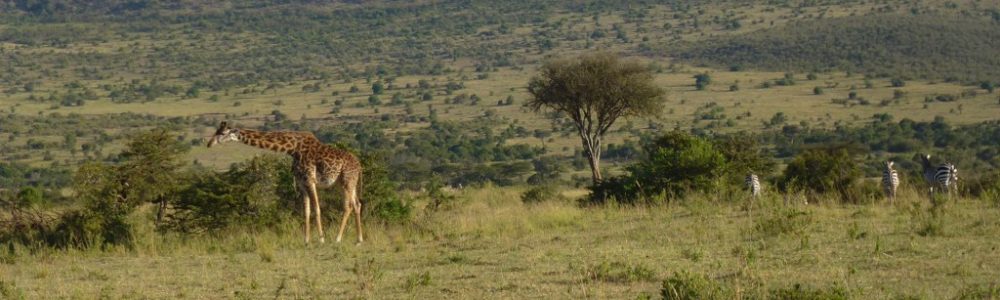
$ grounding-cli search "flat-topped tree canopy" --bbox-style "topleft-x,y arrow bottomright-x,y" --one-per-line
527,52 -> 664,184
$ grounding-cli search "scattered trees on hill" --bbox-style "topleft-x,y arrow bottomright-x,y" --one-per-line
678,15 -> 1000,84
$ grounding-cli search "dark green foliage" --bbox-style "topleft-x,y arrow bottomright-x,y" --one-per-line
116,129 -> 189,223
585,175 -> 642,206
528,52 -> 664,184
588,132 -> 725,204
630,132 -> 725,198
357,152 -> 411,224
713,134 -> 776,184
891,78 -> 906,87
166,156 -> 296,232
520,185 -> 561,205
982,81 -> 996,93
768,112 -> 787,128
694,73 -> 711,90
15,187 -> 43,208
0,161 -> 71,190
527,157 -> 565,185
780,144 -> 864,203
678,15 -> 1000,83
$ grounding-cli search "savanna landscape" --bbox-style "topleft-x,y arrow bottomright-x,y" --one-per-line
1,0 -> 1000,299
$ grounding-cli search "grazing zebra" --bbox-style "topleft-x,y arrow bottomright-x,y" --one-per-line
948,164 -> 959,194
919,154 -> 956,198
745,173 -> 761,198
881,161 -> 899,204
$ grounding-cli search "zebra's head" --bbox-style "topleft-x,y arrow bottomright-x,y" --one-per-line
884,160 -> 894,170
918,154 -> 933,169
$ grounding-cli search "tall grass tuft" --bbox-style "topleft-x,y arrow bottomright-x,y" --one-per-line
754,205 -> 813,239
582,260 -> 657,283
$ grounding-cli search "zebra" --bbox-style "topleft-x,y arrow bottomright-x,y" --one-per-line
881,161 -> 899,204
948,164 -> 959,194
919,154 -> 956,198
745,173 -> 761,198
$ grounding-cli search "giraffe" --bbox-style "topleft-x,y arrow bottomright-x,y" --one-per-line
207,121 -> 364,244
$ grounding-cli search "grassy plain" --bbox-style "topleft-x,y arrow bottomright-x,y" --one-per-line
3,186 -> 1000,299
5,66 -> 999,170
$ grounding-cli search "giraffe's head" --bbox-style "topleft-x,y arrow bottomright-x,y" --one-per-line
207,121 -> 239,148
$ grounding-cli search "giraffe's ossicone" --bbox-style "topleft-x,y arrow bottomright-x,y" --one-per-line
208,121 -> 365,244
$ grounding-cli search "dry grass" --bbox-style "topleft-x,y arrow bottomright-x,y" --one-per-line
2,185 -> 999,299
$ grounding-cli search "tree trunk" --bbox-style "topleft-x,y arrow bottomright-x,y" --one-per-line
156,198 -> 166,225
587,152 -> 602,184
582,135 -> 603,185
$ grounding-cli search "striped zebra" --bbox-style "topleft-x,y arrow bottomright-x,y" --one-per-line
947,164 -> 959,195
881,161 -> 899,204
919,154 -> 956,198
745,173 -> 761,198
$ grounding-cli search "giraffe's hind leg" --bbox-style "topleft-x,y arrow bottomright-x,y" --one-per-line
309,182 -> 325,243
336,194 -> 352,243
349,176 -> 364,243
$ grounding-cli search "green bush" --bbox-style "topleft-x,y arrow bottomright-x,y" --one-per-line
585,175 -> 642,206
780,144 -> 864,203
166,155 -> 296,232
630,132 -> 725,198
360,152 -> 412,224
713,134 -> 776,187
520,185 -> 561,205
587,132 -> 725,205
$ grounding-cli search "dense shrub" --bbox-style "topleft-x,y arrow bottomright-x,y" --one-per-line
520,185 -> 562,205
166,156 -> 296,233
713,134 -> 776,185
585,175 -> 643,206
358,152 -> 412,224
780,144 -> 864,203
629,132 -> 725,198
587,132 -> 725,204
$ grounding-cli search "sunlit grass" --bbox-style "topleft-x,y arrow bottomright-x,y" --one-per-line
2,185 -> 998,298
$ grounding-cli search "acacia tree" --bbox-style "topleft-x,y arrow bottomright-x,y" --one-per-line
527,53 -> 664,184
117,129 -> 188,225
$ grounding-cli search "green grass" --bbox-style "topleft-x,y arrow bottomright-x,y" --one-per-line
2,185 -> 999,299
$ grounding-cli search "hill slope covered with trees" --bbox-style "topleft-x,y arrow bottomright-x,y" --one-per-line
676,15 -> 1000,83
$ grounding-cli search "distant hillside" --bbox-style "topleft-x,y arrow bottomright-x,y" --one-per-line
676,15 -> 1000,84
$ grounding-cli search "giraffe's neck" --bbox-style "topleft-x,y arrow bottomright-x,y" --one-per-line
235,129 -> 301,155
